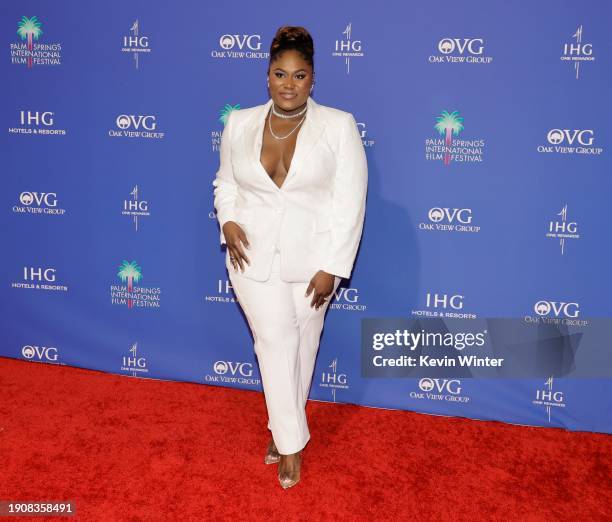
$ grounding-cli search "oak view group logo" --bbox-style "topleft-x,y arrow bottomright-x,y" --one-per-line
524,299 -> 587,327
10,16 -> 62,67
109,114 -> 165,139
428,37 -> 493,64
356,121 -> 375,148
425,111 -> 485,165
536,128 -> 602,156
418,207 -> 480,233
110,260 -> 161,309
211,33 -> 268,59
411,378 -> 470,403
13,191 -> 66,216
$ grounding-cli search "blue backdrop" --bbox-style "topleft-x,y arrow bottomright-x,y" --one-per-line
2,0 -> 611,434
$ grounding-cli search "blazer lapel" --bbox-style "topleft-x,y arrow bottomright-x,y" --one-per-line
243,96 -> 326,191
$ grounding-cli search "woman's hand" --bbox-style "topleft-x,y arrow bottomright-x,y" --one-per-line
305,271 -> 336,310
223,221 -> 250,272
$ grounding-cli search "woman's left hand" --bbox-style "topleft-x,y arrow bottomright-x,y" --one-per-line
305,271 -> 336,310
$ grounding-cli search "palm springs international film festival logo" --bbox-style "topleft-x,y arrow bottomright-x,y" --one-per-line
211,103 -> 241,152
211,33 -> 268,59
318,358 -> 349,402
121,20 -> 151,69
10,16 -> 62,67
428,37 -> 493,64
332,23 -> 364,74
122,185 -> 150,231
537,128 -> 602,156
545,204 -> 580,255
425,111 -> 485,165
561,25 -> 594,79
110,260 -> 161,309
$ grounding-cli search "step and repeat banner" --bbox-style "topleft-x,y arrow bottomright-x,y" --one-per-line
2,1 -> 611,434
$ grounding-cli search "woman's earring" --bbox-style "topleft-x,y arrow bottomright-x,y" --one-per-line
267,78 -> 269,89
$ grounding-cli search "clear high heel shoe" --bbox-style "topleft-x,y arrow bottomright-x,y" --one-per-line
264,438 -> 281,465
278,451 -> 301,489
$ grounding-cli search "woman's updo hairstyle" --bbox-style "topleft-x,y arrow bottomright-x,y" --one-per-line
269,26 -> 315,73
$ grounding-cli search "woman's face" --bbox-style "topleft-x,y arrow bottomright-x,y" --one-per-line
267,49 -> 313,111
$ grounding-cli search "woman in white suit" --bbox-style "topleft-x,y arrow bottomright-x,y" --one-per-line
212,26 -> 367,489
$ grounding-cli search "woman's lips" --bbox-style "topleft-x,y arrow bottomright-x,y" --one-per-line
280,92 -> 297,99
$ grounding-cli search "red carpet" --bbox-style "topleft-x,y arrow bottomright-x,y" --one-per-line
1,357 -> 610,521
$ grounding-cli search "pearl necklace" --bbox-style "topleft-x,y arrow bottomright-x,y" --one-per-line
268,107 -> 307,140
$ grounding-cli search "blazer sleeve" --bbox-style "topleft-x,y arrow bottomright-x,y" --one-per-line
320,112 -> 368,279
212,110 -> 238,246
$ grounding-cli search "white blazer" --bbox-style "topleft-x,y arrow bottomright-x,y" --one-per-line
212,95 -> 368,282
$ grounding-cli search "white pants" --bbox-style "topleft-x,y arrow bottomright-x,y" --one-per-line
228,250 -> 341,454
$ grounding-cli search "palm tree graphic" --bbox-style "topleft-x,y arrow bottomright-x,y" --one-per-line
434,110 -> 464,165
117,260 -> 142,309
219,104 -> 241,125
17,16 -> 43,69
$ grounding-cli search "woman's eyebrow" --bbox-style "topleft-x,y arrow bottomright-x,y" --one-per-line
273,67 -> 308,73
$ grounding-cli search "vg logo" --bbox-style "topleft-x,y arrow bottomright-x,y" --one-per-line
20,192 -> 57,207
116,114 -> 157,131
214,360 -> 253,377
547,129 -> 594,146
22,344 -> 59,362
419,378 -> 462,394
428,207 -> 472,224
438,38 -> 484,55
534,301 -> 580,318
219,34 -> 262,51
